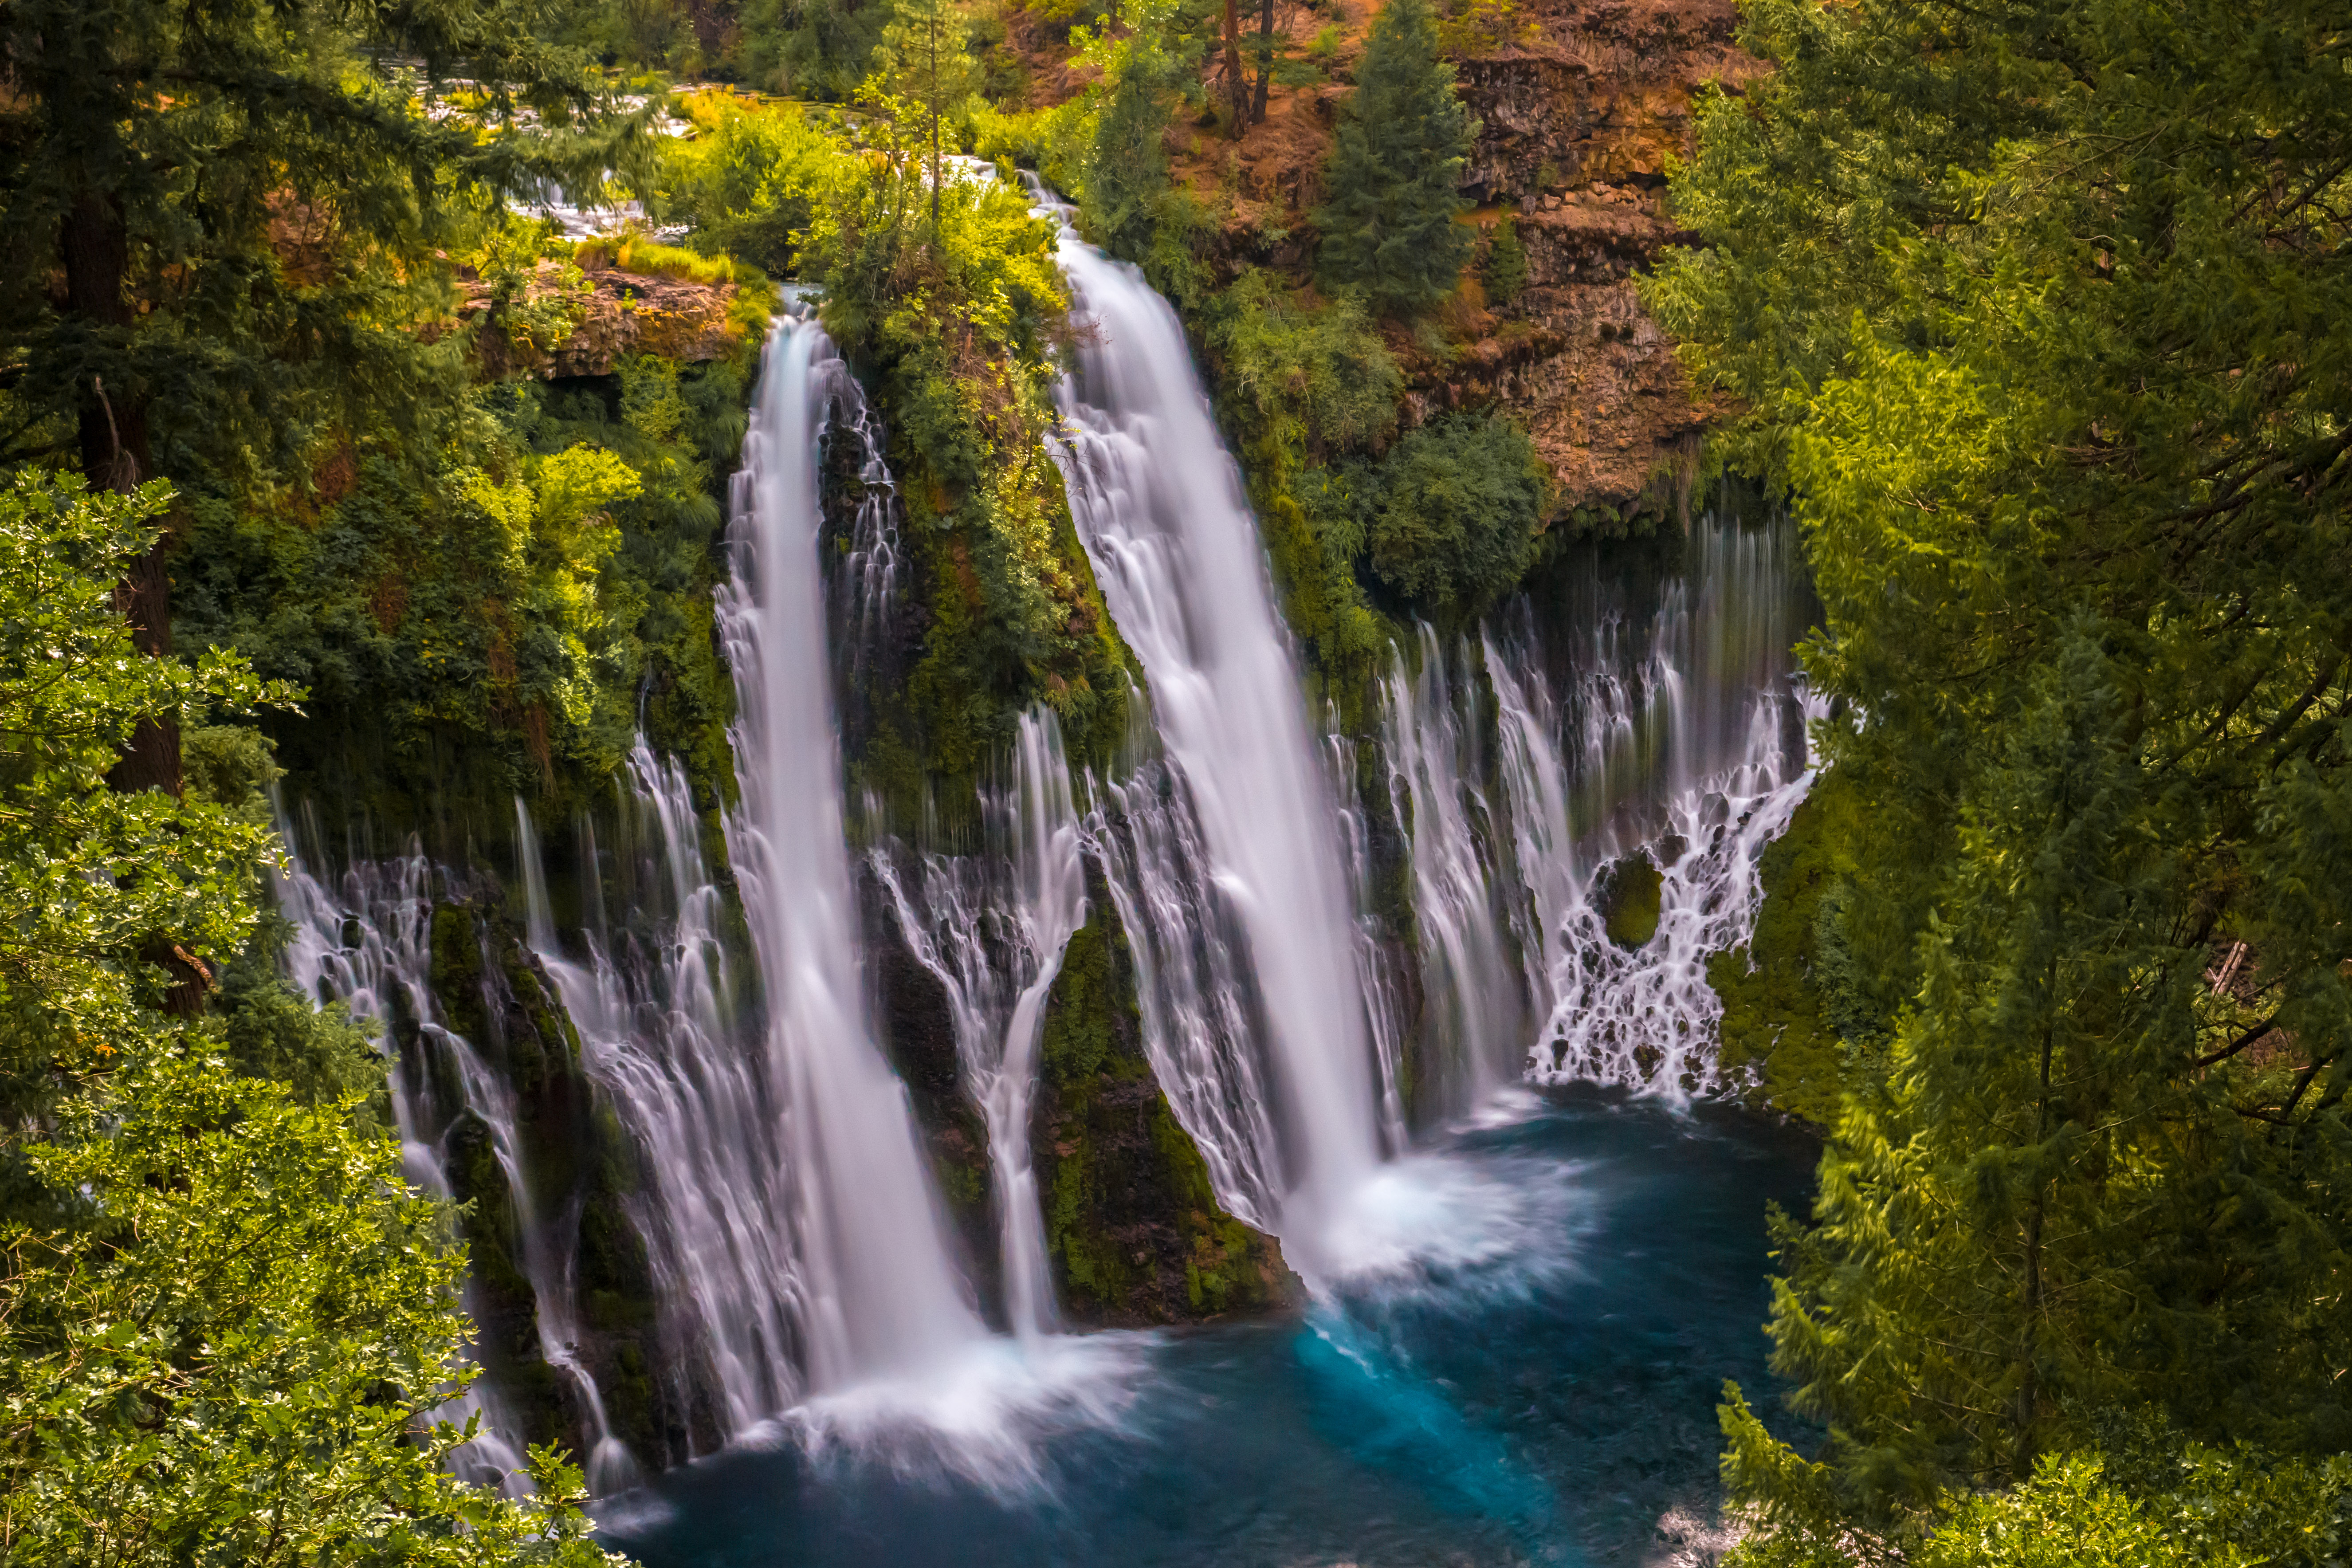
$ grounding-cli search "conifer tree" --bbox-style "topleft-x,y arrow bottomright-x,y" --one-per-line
1645,0 -> 2352,1543
1314,0 -> 1475,316
876,0 -> 980,230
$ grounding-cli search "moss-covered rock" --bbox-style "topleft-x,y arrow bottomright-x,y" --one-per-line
424,894 -> 692,1468
1709,766 -> 1868,1125
1597,853 -> 1663,948
1032,859 -> 1298,1324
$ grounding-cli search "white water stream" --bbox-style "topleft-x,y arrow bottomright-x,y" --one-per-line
271,828 -> 558,1497
872,710 -> 1087,1342
1035,195 -> 1386,1262
719,315 -> 988,1388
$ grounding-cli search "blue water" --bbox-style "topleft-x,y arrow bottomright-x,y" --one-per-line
599,1086 -> 1817,1568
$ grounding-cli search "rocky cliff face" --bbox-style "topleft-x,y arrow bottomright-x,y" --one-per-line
1116,0 -> 1752,527
458,260 -> 746,378
1451,0 -> 1758,524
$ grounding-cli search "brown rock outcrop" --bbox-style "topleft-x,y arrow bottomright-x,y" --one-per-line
458,259 -> 746,378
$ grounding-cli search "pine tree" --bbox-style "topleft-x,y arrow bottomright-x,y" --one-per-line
875,0 -> 980,230
1484,211 -> 1526,304
1644,0 -> 2352,1541
1313,0 -> 1476,316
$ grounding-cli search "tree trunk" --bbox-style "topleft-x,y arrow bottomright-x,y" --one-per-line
1221,0 -> 1249,137
63,193 -> 180,801
63,193 -> 203,1018
1252,0 -> 1274,124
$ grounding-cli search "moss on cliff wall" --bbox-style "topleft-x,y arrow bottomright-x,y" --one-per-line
422,896 -> 685,1467
1033,861 -> 1296,1323
1708,765 -> 1873,1126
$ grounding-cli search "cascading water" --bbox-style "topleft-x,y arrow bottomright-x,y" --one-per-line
270,825 -> 540,1497
871,709 -> 1086,1341
515,746 -> 807,1441
1034,195 -> 1384,1253
1382,514 -> 1821,1098
1381,632 -> 1528,1102
1086,728 -> 1286,1231
719,314 -> 987,1390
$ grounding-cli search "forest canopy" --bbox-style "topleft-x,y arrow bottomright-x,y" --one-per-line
1647,0 -> 2352,1555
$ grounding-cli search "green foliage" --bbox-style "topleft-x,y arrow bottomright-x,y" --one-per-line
0,470 -> 612,1559
644,92 -> 844,275
745,0 -> 895,99
0,0 -> 627,483
1207,273 -> 1403,459
0,1057 -> 619,1566
1722,1410 -> 2352,1568
1645,0 -> 2352,1537
809,143 -> 1135,794
0,475 -> 291,1107
1314,0 -> 1477,317
1483,211 -> 1526,305
1434,0 -> 1537,55
177,344 -> 750,818
869,0 -> 983,226
1359,414 -> 1542,614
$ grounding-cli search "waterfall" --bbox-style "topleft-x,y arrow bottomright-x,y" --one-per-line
871,710 -> 1086,1341
1381,631 -> 1528,1103
269,828 -> 539,1498
1384,515 -> 1821,1099
1087,737 -> 1286,1231
1036,201 -> 1384,1254
514,744 -> 811,1444
718,314 -> 988,1389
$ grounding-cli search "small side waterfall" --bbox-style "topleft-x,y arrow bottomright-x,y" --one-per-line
1087,742 -> 1286,1231
1038,203 -> 1384,1252
270,833 -> 543,1497
872,710 -> 1086,1340
719,314 -> 987,1389
516,745 -> 804,1437
1383,515 -> 1821,1098
1382,633 -> 1528,1100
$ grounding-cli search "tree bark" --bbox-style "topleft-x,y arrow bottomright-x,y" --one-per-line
1221,0 -> 1249,137
63,193 -> 202,1018
1252,0 -> 1275,124
63,193 -> 181,801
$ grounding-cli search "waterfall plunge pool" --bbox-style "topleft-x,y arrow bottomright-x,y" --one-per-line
596,1085 -> 1816,1568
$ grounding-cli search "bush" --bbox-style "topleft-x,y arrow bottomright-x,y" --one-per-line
1360,414 -> 1543,612
1208,271 -> 1402,458
640,92 -> 844,276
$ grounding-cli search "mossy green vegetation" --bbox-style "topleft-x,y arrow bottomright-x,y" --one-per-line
1033,875 -> 1294,1322
1706,768 -> 1873,1126
1596,854 -> 1662,951
178,301 -> 755,832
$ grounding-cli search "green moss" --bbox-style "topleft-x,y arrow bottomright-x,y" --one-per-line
1599,855 -> 1663,948
1033,880 -> 1293,1323
1709,766 -> 1866,1124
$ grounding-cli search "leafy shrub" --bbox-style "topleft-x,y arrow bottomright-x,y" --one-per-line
641,92 -> 844,275
1208,271 -> 1402,458
1360,413 -> 1543,612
